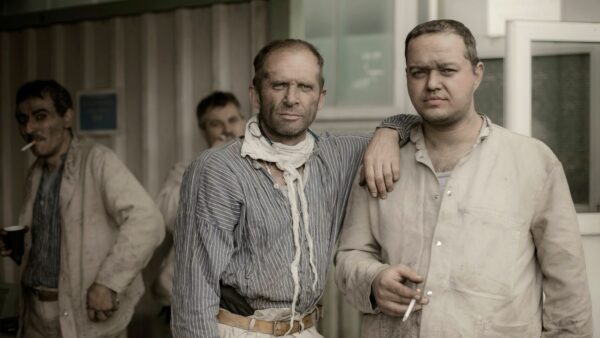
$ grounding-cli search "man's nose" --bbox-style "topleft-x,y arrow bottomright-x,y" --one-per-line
22,119 -> 35,135
426,71 -> 442,90
284,86 -> 299,105
223,123 -> 234,135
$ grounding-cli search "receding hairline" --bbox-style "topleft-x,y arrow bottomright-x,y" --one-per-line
260,47 -> 323,85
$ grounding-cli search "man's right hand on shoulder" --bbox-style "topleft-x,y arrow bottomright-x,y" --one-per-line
371,264 -> 428,317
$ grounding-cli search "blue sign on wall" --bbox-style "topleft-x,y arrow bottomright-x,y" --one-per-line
79,92 -> 117,132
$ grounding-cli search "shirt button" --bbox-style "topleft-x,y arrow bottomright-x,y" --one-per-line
426,290 -> 433,297
63,312 -> 69,317
274,184 -> 279,188
433,194 -> 439,200
435,241 -> 442,247
446,190 -> 452,196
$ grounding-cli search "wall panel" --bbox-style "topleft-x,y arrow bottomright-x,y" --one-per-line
0,0 -> 267,292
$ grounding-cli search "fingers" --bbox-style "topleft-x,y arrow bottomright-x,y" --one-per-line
86,283 -> 119,322
392,264 -> 424,284
391,155 -> 401,182
95,311 -> 108,321
87,306 -> 116,322
373,162 -> 388,199
372,265 -> 428,317
383,161 -> 395,193
364,163 -> 378,198
358,166 -> 366,187
88,309 -> 112,322
0,239 -> 11,256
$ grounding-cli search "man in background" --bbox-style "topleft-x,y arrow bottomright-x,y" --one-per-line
152,91 -> 246,315
0,79 -> 165,338
335,19 -> 592,337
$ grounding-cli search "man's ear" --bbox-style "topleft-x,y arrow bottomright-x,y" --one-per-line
64,108 -> 75,129
317,89 -> 327,110
249,86 -> 261,112
473,61 -> 485,91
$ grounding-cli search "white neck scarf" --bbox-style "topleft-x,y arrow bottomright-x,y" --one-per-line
241,116 -> 318,329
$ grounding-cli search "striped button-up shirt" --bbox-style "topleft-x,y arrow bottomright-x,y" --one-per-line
172,115 -> 418,338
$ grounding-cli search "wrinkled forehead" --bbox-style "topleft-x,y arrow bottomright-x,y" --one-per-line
17,94 -> 55,115
262,48 -> 322,83
406,32 -> 469,64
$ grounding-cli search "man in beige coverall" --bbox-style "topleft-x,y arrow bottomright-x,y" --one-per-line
335,20 -> 593,337
0,80 -> 165,338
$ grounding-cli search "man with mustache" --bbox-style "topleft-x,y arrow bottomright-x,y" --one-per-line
2,80 -> 165,338
171,39 -> 418,337
335,19 -> 592,337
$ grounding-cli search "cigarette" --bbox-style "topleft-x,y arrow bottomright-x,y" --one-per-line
21,141 -> 36,152
402,298 -> 417,322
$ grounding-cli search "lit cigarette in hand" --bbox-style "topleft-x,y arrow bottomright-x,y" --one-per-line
402,298 -> 417,322
21,141 -> 35,152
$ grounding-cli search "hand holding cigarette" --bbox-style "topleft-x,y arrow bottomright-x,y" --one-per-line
371,264 -> 428,318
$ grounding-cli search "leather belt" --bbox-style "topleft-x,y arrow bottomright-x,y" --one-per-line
217,306 -> 321,336
27,286 -> 59,302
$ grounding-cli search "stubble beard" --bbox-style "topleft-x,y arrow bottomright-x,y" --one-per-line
258,101 -> 317,142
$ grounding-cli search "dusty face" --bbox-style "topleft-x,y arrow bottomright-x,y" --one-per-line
250,48 -> 326,145
202,103 -> 245,147
405,32 -> 483,127
16,95 -> 73,165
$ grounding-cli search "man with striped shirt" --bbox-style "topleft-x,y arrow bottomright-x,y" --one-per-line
172,39 -> 416,337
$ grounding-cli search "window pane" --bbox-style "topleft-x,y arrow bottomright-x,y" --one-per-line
531,47 -> 591,210
304,0 -> 394,107
336,0 -> 393,106
476,47 -> 595,212
475,58 -> 504,125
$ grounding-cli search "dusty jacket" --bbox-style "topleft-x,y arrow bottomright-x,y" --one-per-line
152,162 -> 187,306
335,119 -> 593,338
18,136 -> 165,338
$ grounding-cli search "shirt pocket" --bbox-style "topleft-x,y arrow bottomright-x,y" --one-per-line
451,208 -> 526,299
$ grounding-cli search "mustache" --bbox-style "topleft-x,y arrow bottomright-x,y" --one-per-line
25,134 -> 44,143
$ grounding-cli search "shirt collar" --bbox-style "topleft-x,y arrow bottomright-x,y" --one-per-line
410,113 -> 492,146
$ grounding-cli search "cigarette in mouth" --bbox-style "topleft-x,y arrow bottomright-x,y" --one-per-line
21,141 -> 36,152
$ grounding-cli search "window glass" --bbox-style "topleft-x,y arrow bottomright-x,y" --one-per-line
304,0 -> 394,107
476,50 -> 595,211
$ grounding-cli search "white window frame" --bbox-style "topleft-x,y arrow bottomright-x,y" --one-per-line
505,20 -> 600,233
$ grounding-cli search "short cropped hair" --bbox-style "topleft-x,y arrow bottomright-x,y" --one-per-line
196,91 -> 241,129
252,39 -> 325,90
16,80 -> 73,116
405,19 -> 480,67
